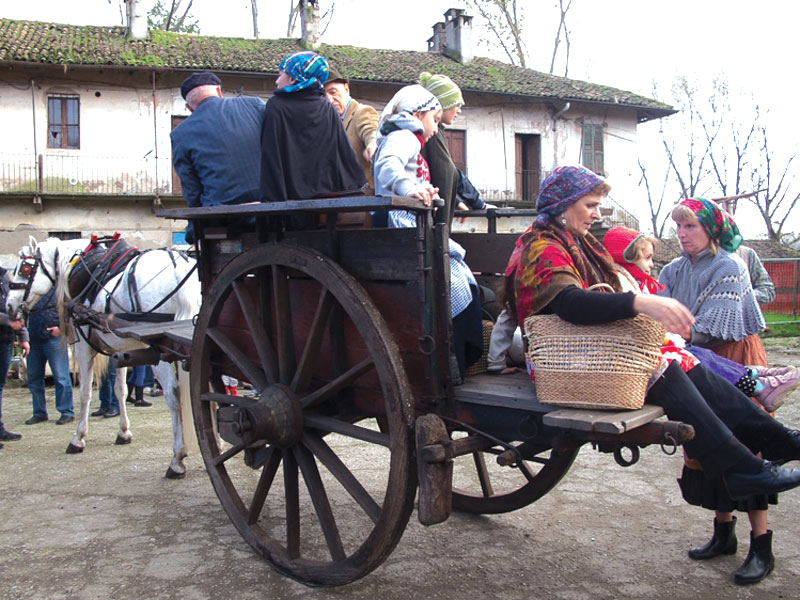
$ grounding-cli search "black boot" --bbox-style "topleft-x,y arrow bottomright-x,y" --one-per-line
735,530 -> 774,585
126,382 -> 136,404
133,386 -> 152,407
688,516 -> 737,560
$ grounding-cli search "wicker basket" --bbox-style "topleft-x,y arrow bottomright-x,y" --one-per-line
464,320 -> 494,377
524,314 -> 666,410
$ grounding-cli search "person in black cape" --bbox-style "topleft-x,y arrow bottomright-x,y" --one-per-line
260,51 -> 366,230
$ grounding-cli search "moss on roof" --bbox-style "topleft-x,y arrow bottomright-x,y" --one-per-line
0,18 -> 674,120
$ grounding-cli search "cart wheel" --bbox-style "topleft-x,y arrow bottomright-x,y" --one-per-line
451,436 -> 580,514
191,244 -> 416,587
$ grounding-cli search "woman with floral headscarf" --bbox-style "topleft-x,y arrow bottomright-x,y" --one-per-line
260,51 -> 366,217
657,198 -> 800,583
659,198 -> 766,366
512,166 -> 800,582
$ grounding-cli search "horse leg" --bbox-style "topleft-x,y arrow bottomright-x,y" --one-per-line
113,366 -> 132,445
67,342 -> 94,454
153,361 -> 187,479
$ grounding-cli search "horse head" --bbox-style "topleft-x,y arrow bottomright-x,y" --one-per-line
7,236 -> 69,317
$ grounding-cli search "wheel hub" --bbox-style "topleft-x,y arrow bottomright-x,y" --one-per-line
239,384 -> 303,447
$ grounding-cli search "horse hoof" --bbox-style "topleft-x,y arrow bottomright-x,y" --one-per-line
165,467 -> 186,480
65,443 -> 84,454
115,435 -> 132,445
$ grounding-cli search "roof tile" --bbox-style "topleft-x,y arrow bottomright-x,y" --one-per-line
0,18 -> 674,120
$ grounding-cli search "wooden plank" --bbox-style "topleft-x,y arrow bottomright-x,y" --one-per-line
450,233 -> 521,275
543,405 -> 664,434
113,319 -> 194,346
454,372 -> 551,412
156,195 -> 433,221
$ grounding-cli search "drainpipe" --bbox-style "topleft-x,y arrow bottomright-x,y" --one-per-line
30,79 -> 42,211
152,70 -> 161,209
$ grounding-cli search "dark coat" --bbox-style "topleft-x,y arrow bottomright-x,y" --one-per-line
260,86 -> 366,208
421,127 -> 460,227
0,267 -> 28,344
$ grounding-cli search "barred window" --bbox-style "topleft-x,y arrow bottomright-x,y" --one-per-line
47,94 -> 80,149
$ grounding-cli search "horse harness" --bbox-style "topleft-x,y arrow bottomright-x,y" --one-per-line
15,234 -> 197,356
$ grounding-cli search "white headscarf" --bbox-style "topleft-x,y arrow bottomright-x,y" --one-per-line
377,85 -> 442,144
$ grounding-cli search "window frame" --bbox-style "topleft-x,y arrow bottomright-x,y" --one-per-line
47,94 -> 81,150
581,122 -> 604,176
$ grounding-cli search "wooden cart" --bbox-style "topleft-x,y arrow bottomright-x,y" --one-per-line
148,197 -> 693,587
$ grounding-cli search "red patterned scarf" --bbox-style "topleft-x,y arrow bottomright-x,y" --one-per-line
513,222 -> 620,326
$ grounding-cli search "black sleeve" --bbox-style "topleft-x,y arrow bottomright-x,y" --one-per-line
547,285 -> 637,324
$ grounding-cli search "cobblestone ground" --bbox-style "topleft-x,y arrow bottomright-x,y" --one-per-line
2,338 -> 800,599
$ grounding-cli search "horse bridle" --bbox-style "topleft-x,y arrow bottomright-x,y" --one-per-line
10,247 -> 59,308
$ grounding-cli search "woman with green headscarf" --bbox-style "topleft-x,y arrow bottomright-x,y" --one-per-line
659,198 -> 765,366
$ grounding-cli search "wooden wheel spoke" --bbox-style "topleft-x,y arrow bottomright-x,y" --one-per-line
212,440 -> 246,466
472,451 -> 495,498
247,447 -> 281,525
303,432 -> 381,524
301,357 -> 375,408
207,326 -> 268,390
232,279 -> 278,385
293,445 -> 346,562
304,414 -> 391,448
283,448 -> 300,559
271,264 -> 294,385
517,460 -> 538,484
291,289 -> 334,393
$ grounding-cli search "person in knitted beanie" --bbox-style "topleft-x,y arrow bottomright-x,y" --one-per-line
418,72 -> 492,226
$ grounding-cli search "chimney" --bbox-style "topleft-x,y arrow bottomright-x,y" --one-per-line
300,0 -> 320,50
427,21 -> 446,52
125,0 -> 148,40
427,9 -> 472,64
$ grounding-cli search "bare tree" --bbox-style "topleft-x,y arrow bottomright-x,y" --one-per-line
148,0 -> 200,33
647,75 -> 800,242
638,158 -> 672,238
251,0 -> 259,38
549,0 -> 572,77
286,1 -> 336,38
465,0 -> 528,67
747,128 -> 800,242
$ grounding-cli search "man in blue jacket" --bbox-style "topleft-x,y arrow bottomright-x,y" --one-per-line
170,71 -> 265,243
23,288 -> 74,425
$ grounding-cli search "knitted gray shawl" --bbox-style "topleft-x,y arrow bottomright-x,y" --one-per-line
658,248 -> 765,341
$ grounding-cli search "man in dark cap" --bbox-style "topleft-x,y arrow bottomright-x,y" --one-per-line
170,71 -> 265,243
323,66 -> 379,194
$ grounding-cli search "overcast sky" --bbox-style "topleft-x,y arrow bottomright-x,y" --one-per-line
5,0 -> 800,237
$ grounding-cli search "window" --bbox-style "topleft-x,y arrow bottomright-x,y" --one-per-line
515,134 -> 541,202
47,94 -> 80,149
581,123 -> 604,175
442,129 -> 466,173
48,231 -> 81,240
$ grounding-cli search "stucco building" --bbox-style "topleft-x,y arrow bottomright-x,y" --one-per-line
0,7 -> 674,262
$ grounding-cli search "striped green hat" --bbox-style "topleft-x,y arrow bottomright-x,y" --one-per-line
418,72 -> 464,110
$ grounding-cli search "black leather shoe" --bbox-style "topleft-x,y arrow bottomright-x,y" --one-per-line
0,429 -> 22,441
769,429 -> 800,465
55,415 -> 75,425
724,461 -> 800,500
24,415 -> 48,425
103,409 -> 120,418
91,408 -> 108,417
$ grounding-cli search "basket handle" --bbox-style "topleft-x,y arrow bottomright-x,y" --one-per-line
587,283 -> 615,293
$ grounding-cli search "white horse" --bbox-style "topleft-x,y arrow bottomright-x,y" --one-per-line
6,236 -> 200,478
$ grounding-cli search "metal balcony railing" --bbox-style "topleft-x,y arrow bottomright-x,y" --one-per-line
0,153 -> 173,196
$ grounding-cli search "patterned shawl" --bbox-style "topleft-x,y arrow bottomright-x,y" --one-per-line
513,221 -> 621,327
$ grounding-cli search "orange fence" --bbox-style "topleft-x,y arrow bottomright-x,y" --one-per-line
763,258 -> 800,316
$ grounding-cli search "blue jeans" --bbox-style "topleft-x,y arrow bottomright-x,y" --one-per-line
127,365 -> 146,387
27,336 -> 74,418
0,342 -> 11,429
99,359 -> 120,412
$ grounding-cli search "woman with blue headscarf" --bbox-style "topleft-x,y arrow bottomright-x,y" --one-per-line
260,51 -> 366,215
